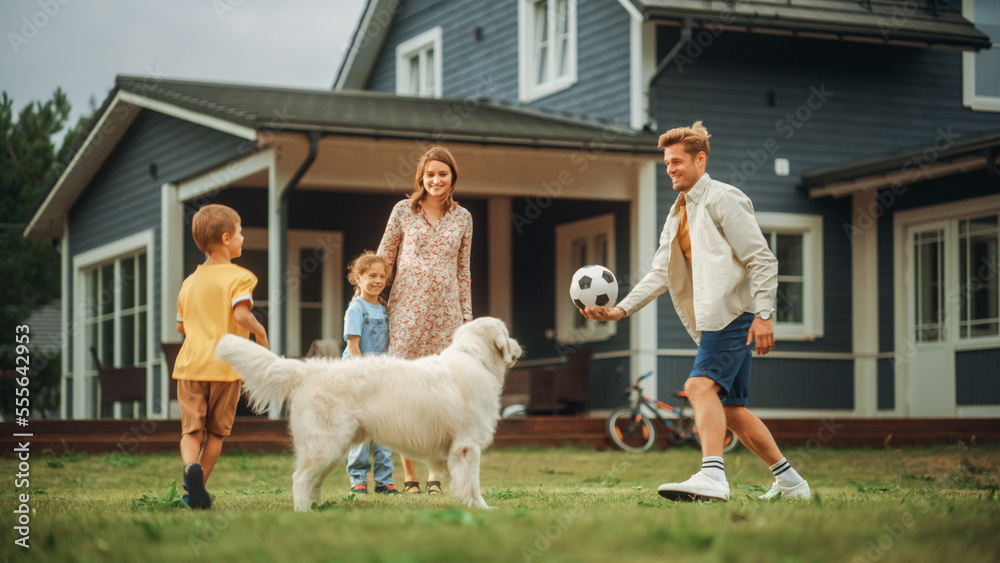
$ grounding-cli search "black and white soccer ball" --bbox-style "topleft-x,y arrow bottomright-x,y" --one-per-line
569,265 -> 619,310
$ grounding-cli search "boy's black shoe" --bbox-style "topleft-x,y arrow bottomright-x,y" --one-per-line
183,463 -> 212,509
350,484 -> 368,494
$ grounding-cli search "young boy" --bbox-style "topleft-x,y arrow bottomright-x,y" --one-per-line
173,204 -> 268,509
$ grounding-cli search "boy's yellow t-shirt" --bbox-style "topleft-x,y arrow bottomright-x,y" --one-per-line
173,263 -> 258,382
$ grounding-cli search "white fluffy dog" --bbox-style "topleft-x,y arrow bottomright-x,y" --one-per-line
216,317 -> 522,511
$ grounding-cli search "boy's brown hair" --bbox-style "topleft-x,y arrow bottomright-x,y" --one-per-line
410,146 -> 459,213
658,120 -> 711,159
192,204 -> 241,254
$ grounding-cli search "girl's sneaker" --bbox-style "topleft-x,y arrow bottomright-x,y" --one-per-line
375,483 -> 400,495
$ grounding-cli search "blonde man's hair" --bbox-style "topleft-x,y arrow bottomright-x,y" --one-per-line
191,204 -> 241,254
410,146 -> 459,214
658,120 -> 711,159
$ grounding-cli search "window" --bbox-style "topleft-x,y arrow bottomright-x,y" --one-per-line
756,213 -> 824,340
77,240 -> 151,418
958,214 -> 999,339
898,197 -> 1000,354
396,27 -> 442,97
907,212 -> 1000,343
963,0 -> 1000,111
519,0 -> 577,102
555,214 -> 616,343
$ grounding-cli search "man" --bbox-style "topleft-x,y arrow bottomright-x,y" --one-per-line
581,121 -> 810,502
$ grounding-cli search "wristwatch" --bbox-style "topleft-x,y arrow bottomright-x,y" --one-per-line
755,310 -> 771,321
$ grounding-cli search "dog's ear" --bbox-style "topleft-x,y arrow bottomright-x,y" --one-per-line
493,322 -> 516,364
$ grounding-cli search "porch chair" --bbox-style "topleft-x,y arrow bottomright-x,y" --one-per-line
89,346 -> 146,419
504,347 -> 592,415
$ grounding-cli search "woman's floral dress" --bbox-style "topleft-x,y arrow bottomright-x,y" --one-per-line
377,199 -> 473,360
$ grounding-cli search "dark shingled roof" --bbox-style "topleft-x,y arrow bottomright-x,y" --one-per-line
114,76 -> 660,152
802,127 -> 1000,189
632,0 -> 990,50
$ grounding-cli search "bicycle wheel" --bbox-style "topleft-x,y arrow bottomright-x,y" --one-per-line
692,428 -> 741,453
607,407 -> 656,453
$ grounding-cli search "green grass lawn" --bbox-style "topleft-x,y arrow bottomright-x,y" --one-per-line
1,442 -> 998,562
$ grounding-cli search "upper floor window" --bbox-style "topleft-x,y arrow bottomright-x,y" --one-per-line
756,213 -> 825,341
519,0 -> 577,102
396,27 -> 442,98
963,0 -> 1000,111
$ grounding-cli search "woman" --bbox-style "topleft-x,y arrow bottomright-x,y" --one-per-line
377,146 -> 473,495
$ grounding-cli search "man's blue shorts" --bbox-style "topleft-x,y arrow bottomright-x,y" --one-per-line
689,312 -> 754,406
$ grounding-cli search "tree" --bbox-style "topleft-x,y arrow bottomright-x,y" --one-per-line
1,88 -> 92,417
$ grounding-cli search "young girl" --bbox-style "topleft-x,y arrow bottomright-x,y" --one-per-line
342,251 -> 398,495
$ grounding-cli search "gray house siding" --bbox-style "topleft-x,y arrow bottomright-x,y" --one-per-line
67,110 -> 247,412
956,349 -> 1000,405
365,0 -> 631,123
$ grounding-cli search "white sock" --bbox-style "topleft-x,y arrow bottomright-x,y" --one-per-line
769,458 -> 804,487
701,456 -> 726,482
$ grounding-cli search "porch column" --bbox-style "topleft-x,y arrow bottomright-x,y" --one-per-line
632,160 -> 658,396
160,183 -> 184,418
488,197 -> 512,325
60,217 -> 71,418
267,162 -> 285,420
852,190 -> 879,416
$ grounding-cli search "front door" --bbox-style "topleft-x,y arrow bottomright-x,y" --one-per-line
903,221 -> 954,416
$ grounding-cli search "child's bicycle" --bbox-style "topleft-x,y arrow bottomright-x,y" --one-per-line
606,371 -> 740,453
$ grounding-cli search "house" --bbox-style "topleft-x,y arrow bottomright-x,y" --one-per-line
24,76 -> 660,419
334,0 -> 1000,419
26,0 -> 1000,420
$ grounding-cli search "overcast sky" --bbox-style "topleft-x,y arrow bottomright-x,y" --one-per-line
1,0 -> 366,140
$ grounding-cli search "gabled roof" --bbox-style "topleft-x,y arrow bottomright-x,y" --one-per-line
632,0 -> 990,50
26,75 -> 658,238
802,128 -> 1000,198
334,0 -> 399,91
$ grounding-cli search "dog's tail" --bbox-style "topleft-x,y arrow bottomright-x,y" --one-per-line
216,334 -> 306,414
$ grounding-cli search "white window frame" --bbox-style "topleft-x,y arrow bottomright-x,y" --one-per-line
72,230 -> 154,418
895,196 -> 1000,350
555,214 -> 617,344
962,0 -> 1000,112
518,0 -> 578,102
756,213 -> 825,340
396,27 -> 443,98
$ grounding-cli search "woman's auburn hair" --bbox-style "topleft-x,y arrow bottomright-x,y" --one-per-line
409,146 -> 459,214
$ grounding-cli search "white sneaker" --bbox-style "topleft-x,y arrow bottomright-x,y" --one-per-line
657,472 -> 730,502
759,480 -> 811,500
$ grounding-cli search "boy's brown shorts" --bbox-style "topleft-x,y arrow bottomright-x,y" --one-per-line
177,379 -> 242,437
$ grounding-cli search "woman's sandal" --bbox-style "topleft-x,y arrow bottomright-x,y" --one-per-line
425,481 -> 442,495
403,481 -> 421,494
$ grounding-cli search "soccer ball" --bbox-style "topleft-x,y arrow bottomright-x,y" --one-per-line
570,265 -> 619,310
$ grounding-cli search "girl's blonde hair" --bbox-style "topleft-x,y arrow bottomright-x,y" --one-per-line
409,146 -> 459,214
346,251 -> 388,305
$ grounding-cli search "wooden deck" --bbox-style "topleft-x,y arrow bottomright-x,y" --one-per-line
2,417 -> 998,455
